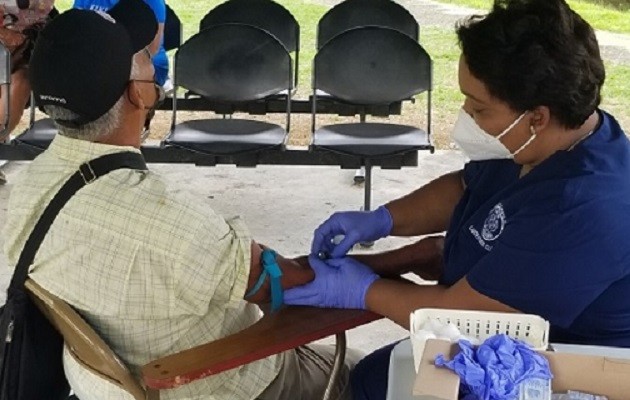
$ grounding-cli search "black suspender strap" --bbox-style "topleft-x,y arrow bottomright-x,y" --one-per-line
9,151 -> 147,289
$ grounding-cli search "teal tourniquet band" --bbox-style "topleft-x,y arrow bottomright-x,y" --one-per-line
245,249 -> 284,312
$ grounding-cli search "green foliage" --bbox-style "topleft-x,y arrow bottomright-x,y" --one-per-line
601,63 -> 630,128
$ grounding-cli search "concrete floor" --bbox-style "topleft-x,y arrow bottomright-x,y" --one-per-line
0,149 -> 466,354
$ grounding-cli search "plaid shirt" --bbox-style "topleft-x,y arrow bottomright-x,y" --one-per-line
4,134 -> 282,399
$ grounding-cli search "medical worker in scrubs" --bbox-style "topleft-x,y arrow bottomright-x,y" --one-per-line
284,0 -> 630,398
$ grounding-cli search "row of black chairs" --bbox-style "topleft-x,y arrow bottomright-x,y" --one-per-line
198,0 -> 420,90
1,0 -> 434,211
164,26 -> 431,210
165,0 -> 431,210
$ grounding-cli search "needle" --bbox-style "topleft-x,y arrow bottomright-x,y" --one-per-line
317,235 -> 345,259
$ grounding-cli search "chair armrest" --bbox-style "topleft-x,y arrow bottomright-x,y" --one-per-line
142,306 -> 382,389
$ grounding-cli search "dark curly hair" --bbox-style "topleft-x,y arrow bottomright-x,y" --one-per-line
456,0 -> 605,129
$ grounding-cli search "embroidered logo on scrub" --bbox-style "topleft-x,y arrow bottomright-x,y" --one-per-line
469,203 -> 506,251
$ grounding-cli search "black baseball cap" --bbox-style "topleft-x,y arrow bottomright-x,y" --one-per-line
29,0 -> 158,128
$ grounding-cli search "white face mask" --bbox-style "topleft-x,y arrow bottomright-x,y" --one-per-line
451,108 -> 535,161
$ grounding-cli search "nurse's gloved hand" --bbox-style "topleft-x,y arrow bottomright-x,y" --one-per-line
311,205 -> 393,259
284,255 -> 379,309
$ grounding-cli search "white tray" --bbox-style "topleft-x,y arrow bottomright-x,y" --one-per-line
386,339 -> 421,400
410,308 -> 550,371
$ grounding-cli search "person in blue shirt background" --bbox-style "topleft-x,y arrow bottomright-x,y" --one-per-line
73,0 -> 168,87
283,0 -> 630,399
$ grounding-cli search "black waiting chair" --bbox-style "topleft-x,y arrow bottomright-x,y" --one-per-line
311,26 -> 433,212
200,0 -> 300,89
0,42 -> 10,139
317,0 -> 418,49
163,23 -> 292,163
11,110 -> 56,150
10,84 -> 58,151
313,0 -> 420,140
163,4 -> 182,52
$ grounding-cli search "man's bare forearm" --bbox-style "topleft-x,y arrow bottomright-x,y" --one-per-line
245,242 -> 315,304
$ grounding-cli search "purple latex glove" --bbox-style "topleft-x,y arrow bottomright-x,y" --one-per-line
283,255 -> 380,309
435,335 -> 553,400
311,205 -> 393,259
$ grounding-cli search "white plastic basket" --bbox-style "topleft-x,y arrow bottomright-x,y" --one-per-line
409,308 -> 550,372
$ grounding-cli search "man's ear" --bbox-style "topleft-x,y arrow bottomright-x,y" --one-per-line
126,81 -> 145,110
530,106 -> 551,132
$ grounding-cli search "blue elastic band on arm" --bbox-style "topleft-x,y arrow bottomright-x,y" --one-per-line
245,249 -> 284,312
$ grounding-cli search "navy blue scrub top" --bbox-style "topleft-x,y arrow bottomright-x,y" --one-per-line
442,110 -> 630,347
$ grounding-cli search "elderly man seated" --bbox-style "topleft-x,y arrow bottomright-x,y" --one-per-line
3,1 -> 360,398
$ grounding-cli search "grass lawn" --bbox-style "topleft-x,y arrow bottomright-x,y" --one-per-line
434,0 -> 630,34
52,0 -> 630,148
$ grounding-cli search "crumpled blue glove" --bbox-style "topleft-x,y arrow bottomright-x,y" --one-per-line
435,334 -> 553,400
311,205 -> 393,259
283,255 -> 379,309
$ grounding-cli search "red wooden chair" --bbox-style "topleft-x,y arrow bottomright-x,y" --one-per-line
26,279 -> 382,400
